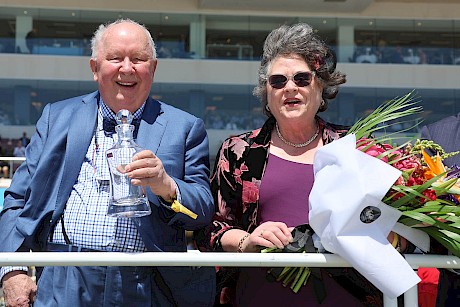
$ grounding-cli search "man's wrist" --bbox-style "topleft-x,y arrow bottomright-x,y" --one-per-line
162,177 -> 178,202
158,180 -> 181,206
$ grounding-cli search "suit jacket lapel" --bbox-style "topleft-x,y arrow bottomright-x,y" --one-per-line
54,94 -> 98,216
136,97 -> 165,153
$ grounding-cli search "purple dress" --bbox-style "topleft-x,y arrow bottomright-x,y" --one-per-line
234,154 -> 363,306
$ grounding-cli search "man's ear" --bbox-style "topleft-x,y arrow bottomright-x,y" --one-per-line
151,59 -> 158,81
90,59 -> 98,81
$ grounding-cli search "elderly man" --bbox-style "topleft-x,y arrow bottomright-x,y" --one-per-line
0,19 -> 215,307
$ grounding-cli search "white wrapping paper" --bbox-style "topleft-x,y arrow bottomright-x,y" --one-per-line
309,134 -> 422,298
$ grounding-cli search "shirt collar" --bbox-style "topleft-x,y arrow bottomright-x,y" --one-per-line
98,98 -> 146,121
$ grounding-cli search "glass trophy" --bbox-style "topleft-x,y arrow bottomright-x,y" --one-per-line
106,109 -> 151,217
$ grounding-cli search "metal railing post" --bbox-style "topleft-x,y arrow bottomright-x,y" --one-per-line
383,294 -> 398,307
404,284 -> 419,307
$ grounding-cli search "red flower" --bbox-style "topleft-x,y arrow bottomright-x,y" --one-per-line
242,178 -> 260,212
421,189 -> 437,203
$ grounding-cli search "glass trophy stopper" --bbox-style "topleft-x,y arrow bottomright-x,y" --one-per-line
114,109 -> 134,139
116,109 -> 133,125
106,109 -> 151,217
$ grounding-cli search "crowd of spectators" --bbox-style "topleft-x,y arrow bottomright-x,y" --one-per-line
1,137 -> 15,157
0,132 -> 29,178
204,109 -> 421,135
0,109 -> 11,125
204,109 -> 266,130
349,45 -> 454,65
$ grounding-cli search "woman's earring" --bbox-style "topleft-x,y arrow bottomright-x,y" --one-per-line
265,105 -> 270,112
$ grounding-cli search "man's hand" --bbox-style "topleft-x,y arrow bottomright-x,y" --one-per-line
126,150 -> 177,202
2,270 -> 37,307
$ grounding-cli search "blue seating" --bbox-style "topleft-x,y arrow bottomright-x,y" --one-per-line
32,45 -> 84,56
0,187 -> 5,210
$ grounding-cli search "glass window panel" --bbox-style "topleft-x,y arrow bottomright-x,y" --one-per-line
1,77 -> 459,134
0,16 -> 15,53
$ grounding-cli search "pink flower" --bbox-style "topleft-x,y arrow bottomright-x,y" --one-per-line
394,175 -> 406,186
357,138 -> 390,163
393,155 -> 421,172
233,163 -> 249,185
242,178 -> 260,212
229,138 -> 249,160
314,54 -> 323,70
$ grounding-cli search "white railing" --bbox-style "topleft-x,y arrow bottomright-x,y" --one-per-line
1,252 -> 459,307
0,157 -> 26,178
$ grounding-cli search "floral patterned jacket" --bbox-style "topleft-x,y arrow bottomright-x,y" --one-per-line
194,116 -> 383,306
196,116 -> 347,250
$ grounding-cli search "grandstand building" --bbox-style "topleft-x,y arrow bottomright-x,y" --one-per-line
0,0 -> 460,158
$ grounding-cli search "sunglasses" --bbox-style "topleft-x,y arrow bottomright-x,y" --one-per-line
268,71 -> 315,89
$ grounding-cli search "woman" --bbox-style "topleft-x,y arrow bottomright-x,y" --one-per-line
195,23 -> 385,306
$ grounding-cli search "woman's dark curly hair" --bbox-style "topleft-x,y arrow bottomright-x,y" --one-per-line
253,23 -> 346,117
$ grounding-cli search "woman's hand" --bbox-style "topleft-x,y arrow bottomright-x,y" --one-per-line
241,221 -> 293,253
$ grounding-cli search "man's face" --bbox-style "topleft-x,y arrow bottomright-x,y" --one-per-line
90,22 -> 157,113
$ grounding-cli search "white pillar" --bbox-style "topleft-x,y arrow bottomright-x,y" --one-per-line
337,25 -> 354,63
15,15 -> 33,53
189,15 -> 206,58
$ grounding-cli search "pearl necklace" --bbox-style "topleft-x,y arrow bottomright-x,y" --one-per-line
275,122 -> 319,148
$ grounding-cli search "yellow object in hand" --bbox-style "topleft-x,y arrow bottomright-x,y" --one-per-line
391,233 -> 399,248
170,199 -> 198,219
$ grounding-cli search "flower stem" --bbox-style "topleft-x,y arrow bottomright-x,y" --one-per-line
293,267 -> 311,293
282,267 -> 297,286
291,267 -> 304,290
261,246 -> 280,253
276,266 -> 291,281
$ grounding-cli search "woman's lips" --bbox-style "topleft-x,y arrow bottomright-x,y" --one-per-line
284,98 -> 301,105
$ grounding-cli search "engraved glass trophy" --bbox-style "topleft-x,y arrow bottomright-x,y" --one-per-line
106,109 -> 151,217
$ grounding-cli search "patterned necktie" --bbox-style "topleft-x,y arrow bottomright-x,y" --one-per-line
102,117 -> 141,138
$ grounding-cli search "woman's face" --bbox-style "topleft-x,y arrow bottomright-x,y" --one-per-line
266,55 -> 323,124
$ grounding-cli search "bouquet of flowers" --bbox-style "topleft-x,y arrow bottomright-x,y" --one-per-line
263,91 -> 460,294
348,91 -> 460,258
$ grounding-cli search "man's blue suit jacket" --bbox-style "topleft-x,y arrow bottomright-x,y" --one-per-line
420,113 -> 460,306
0,91 -> 216,305
421,112 -> 460,167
